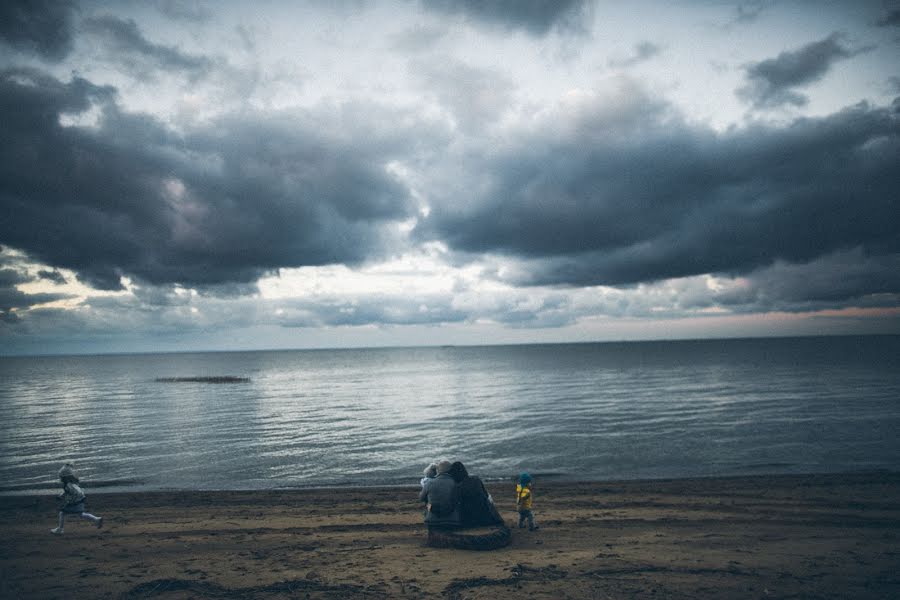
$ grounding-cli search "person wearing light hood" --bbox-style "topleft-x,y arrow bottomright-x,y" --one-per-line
419,460 -> 460,528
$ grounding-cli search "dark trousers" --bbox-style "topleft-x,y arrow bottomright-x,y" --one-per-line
517,509 -> 535,529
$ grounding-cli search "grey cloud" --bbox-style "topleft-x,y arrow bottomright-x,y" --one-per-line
410,57 -> 515,131
728,0 -> 775,27
737,33 -> 867,108
122,281 -> 259,308
421,0 -> 593,36
484,295 -> 575,328
37,269 -> 67,284
0,68 -> 418,290
45,294 -> 242,336
0,266 -> 72,322
389,25 -> 448,52
0,268 -> 29,319
129,284 -> 194,307
193,281 -> 260,299
269,288 -> 573,330
877,8 -> 900,27
82,14 -> 214,80
608,41 -> 662,68
3,285 -> 462,341
154,0 -> 212,23
417,89 -> 900,298
0,0 -> 76,61
711,251 -> 900,314
273,296 -> 468,328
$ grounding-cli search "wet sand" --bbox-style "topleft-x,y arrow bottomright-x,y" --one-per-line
2,472 -> 899,599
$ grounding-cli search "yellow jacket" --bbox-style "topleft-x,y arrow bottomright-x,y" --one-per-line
516,483 -> 533,510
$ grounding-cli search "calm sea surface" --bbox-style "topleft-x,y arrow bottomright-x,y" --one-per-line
1,336 -> 899,493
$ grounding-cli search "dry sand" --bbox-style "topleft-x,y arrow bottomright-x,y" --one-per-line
2,472 -> 899,599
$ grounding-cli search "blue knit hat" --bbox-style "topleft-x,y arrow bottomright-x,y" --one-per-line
519,472 -> 532,485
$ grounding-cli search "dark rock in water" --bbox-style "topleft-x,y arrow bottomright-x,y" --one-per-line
155,376 -> 250,384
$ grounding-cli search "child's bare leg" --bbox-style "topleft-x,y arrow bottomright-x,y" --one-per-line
80,512 -> 103,528
51,512 -> 66,534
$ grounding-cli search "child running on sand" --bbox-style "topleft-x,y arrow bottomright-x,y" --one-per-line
516,472 -> 538,531
51,463 -> 103,534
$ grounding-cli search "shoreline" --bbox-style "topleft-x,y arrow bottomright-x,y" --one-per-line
3,471 -> 900,599
4,467 -> 898,497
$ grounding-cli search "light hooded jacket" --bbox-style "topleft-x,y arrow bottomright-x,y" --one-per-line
419,473 -> 461,527
58,481 -> 86,510
516,483 -> 533,511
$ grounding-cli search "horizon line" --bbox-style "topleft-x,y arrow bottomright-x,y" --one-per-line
2,331 -> 897,359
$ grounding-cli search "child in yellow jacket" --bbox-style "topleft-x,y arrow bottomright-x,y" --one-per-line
516,472 -> 538,531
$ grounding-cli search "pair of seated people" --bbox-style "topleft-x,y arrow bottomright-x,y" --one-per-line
419,460 -> 505,529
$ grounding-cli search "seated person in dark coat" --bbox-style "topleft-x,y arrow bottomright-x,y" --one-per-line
447,461 -> 505,527
419,460 -> 460,529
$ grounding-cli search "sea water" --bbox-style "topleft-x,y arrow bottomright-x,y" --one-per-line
1,336 -> 898,493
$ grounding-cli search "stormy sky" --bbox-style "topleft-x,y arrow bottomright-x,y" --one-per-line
1,0 -> 898,355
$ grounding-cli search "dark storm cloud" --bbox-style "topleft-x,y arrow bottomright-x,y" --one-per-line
421,0 -> 593,35
0,68 -> 417,290
82,15 -> 213,79
37,269 -> 67,284
0,0 -> 77,61
0,268 -> 30,322
737,33 -> 867,108
417,87 -> 900,291
0,267 -> 71,322
877,8 -> 900,27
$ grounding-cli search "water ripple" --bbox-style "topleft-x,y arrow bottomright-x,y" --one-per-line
1,337 -> 899,491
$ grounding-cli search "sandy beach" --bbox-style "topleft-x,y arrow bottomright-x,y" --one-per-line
2,472 -> 899,599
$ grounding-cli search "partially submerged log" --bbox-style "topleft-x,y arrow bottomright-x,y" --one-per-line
155,376 -> 250,384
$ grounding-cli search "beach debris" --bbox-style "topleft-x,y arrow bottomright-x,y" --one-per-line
426,524 -> 511,551
125,577 -> 383,598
